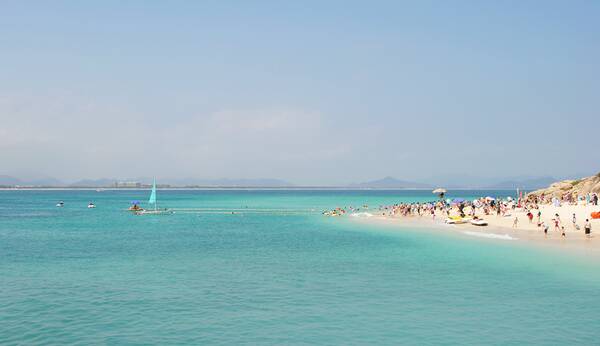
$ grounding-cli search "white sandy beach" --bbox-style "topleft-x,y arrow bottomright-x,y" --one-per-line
354,203 -> 600,256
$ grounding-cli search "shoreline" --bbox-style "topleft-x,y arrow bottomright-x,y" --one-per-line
350,205 -> 600,257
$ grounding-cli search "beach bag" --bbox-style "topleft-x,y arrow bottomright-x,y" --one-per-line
591,211 -> 600,219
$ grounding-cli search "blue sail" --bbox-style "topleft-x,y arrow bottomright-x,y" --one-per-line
148,179 -> 157,204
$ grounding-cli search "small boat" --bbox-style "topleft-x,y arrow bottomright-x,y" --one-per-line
470,219 -> 488,226
136,179 -> 171,215
56,201 -> 64,207
88,203 -> 96,208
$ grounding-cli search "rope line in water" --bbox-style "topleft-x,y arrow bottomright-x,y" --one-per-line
173,210 -> 314,215
169,208 -> 317,212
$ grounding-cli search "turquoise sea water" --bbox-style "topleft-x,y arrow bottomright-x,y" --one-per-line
1,189 -> 600,345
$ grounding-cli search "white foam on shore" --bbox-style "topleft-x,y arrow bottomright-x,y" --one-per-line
462,231 -> 517,241
351,212 -> 374,218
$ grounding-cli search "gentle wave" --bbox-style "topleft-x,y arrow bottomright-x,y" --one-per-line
461,231 -> 517,240
351,212 -> 374,218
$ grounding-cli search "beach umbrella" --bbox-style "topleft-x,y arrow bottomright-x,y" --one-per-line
485,196 -> 495,201
131,200 -> 140,205
445,198 -> 452,204
432,188 -> 447,194
452,198 -> 466,204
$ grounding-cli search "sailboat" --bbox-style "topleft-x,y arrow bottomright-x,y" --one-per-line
136,179 -> 172,215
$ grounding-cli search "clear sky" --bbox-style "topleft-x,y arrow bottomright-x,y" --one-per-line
1,1 -> 598,184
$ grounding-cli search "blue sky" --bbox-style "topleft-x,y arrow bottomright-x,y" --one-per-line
1,1 -> 598,184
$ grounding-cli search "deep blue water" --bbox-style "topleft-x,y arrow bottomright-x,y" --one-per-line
1,190 -> 599,345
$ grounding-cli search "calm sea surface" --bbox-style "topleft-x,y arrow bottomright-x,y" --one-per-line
1,190 -> 599,345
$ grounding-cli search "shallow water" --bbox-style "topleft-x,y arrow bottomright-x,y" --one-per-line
1,190 -> 599,344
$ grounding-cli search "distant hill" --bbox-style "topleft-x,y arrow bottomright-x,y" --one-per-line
68,178 -> 117,187
485,176 -> 557,190
0,175 -> 23,186
0,175 -> 294,188
171,178 -> 294,187
0,175 -> 64,187
528,173 -> 600,197
28,177 -> 64,186
422,174 -> 559,189
350,176 -> 432,189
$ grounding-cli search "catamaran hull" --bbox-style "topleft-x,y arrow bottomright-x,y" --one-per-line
135,210 -> 173,215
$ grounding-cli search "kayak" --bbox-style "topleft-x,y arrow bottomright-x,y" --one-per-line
470,219 -> 488,226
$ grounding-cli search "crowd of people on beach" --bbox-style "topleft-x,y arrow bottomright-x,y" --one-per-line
527,192 -> 599,206
323,192 -> 599,239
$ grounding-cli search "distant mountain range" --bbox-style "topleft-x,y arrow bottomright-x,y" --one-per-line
69,178 -> 119,187
0,174 -> 562,189
349,176 -> 432,189
485,177 -> 557,190
0,175 -> 71,187
166,178 -> 293,187
349,175 -> 558,190
0,175 -> 293,188
0,175 -> 23,186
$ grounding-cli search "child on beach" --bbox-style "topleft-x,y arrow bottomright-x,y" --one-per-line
553,214 -> 561,232
584,219 -> 592,238
513,216 -> 518,228
561,226 -> 566,238
553,218 -> 560,232
572,213 -> 577,230
543,222 -> 549,237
